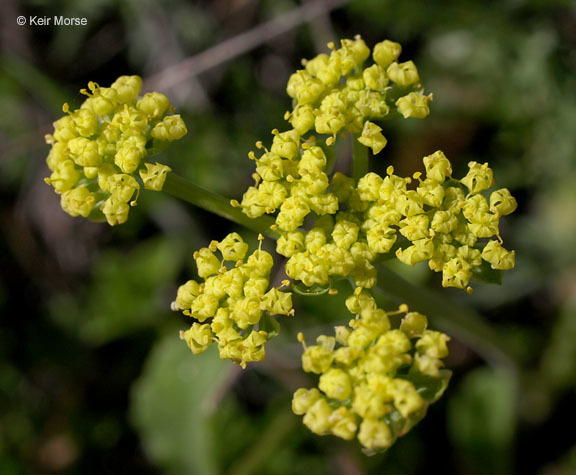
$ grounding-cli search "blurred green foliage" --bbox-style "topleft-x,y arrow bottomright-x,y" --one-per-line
131,338 -> 231,475
49,237 -> 184,345
448,368 -> 516,475
1,0 -> 576,473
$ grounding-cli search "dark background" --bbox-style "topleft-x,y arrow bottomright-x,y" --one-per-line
1,0 -> 576,473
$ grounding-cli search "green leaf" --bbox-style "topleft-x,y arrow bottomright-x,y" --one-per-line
131,336 -> 232,475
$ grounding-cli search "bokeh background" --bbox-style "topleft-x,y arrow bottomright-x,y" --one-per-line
1,0 -> 576,473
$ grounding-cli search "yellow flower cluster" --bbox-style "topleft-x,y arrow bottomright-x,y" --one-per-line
41,37 -> 519,455
234,36 -> 431,230
355,152 -> 517,291
172,233 -> 294,368
44,76 -> 187,225
292,288 -> 450,453
286,37 -> 432,140
271,152 -> 516,293
233,37 -> 516,293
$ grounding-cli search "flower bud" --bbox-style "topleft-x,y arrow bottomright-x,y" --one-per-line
151,114 -> 187,141
387,60 -> 420,86
61,186 -> 95,218
373,39 -> 402,68
358,418 -> 393,451
181,323 -> 213,355
319,368 -> 352,401
111,75 -> 142,104
396,92 -> 432,119
137,92 -> 170,118
400,312 -> 428,338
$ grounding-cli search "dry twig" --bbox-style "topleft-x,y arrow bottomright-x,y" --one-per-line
144,0 -> 350,92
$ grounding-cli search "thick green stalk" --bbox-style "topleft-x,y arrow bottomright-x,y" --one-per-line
163,173 -> 278,239
376,264 -> 519,373
352,135 -> 369,182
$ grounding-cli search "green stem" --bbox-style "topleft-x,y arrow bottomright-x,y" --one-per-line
376,264 -> 519,373
324,141 -> 338,176
352,135 -> 369,182
163,173 -> 278,239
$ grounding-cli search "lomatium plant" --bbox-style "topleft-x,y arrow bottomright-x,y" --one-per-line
44,36 -> 517,454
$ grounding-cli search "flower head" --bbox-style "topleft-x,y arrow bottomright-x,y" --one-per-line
293,294 -> 451,452
45,76 -> 187,225
173,233 -> 293,368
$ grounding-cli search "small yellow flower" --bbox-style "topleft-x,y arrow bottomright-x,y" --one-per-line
461,161 -> 494,193
292,388 -> 322,415
490,188 -> 518,216
481,240 -> 515,270
357,121 -> 387,154
358,418 -> 393,451
60,186 -> 95,218
303,398 -> 333,435
139,162 -> 172,191
172,280 -> 201,311
111,75 -> 142,104
400,312 -> 428,338
101,196 -> 131,226
330,407 -> 358,440
288,104 -> 315,134
363,64 -> 389,91
301,340 -> 335,374
423,150 -> 452,182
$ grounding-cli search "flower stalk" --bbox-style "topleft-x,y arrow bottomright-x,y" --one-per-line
352,134 -> 369,182
163,173 -> 277,239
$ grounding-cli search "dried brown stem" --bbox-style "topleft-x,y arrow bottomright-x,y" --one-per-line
144,0 -> 350,92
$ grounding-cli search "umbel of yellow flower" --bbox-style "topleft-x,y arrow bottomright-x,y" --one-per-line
44,76 -> 187,225
292,288 -> 451,453
267,153 -> 516,294
172,233 -> 294,368
236,36 -> 431,229
234,36 -> 516,293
